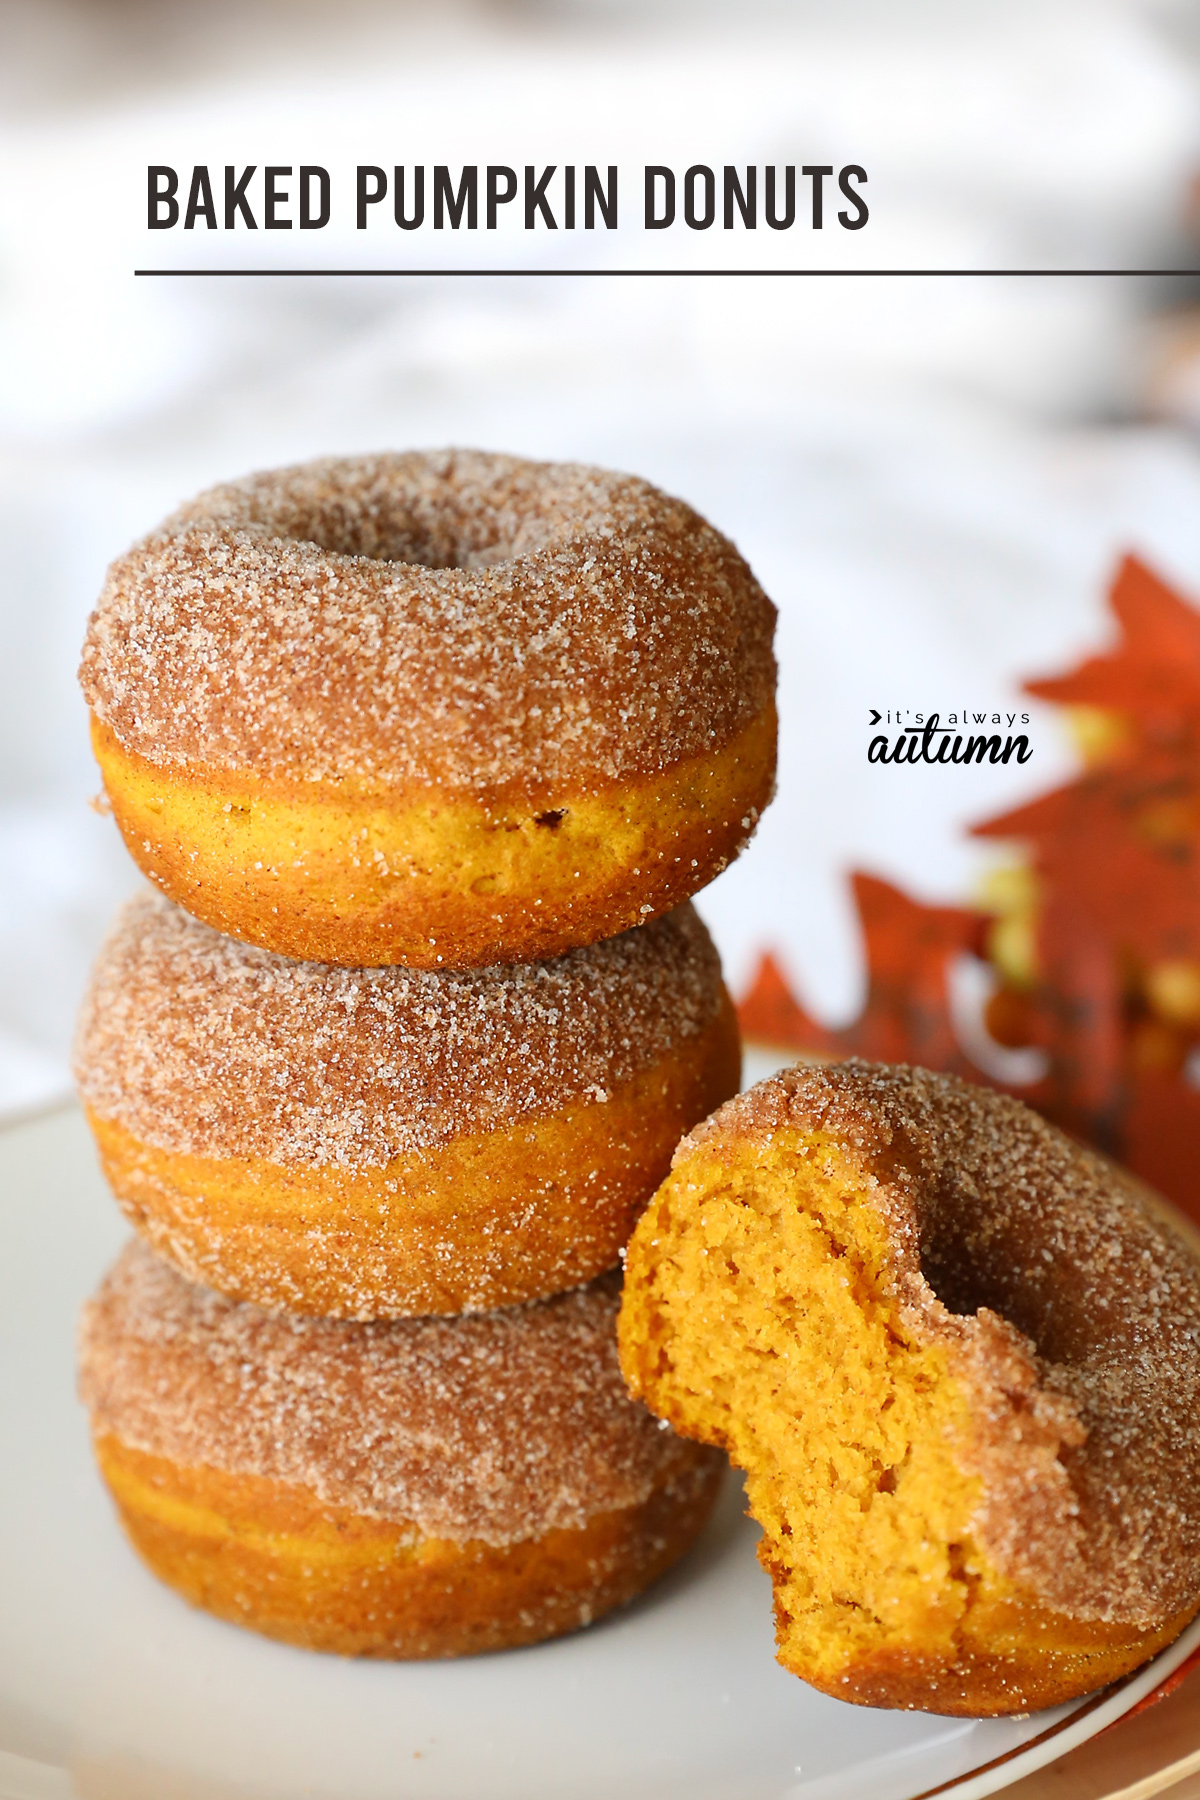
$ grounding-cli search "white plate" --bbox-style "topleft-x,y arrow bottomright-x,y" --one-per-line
2,1105 -> 1198,1800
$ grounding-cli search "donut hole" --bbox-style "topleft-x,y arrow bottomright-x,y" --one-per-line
919,1231 -> 1018,1325
277,498 -> 532,570
191,456 -> 582,571
915,1187 -> 1086,1363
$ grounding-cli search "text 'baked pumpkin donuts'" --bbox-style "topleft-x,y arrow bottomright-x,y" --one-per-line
80,1244 -> 724,1658
75,891 -> 740,1318
80,450 -> 778,968
618,1059 -> 1200,1716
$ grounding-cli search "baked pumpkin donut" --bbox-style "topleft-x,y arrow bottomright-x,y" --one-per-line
618,1060 -> 1200,1715
79,450 -> 777,967
75,890 -> 739,1318
80,1243 -> 723,1658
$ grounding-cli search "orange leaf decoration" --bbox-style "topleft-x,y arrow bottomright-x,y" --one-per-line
838,874 -> 980,1069
977,561 -> 1200,1167
737,874 -> 980,1073
736,950 -> 833,1052
738,554 -> 1200,1226
1026,554 -> 1200,745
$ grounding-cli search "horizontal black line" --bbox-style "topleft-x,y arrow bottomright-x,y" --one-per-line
132,266 -> 1200,278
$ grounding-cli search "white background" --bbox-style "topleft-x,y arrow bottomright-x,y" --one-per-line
3,0 -> 1200,1116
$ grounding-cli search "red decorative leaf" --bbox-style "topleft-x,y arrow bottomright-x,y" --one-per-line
736,951 -> 833,1052
737,874 -> 980,1074
838,874 -> 980,1069
739,554 -> 1200,1226
1026,554 -> 1200,744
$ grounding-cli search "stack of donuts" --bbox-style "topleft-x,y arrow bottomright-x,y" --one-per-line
71,450 -> 779,1657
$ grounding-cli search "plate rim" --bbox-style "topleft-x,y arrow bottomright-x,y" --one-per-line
911,1617 -> 1200,1800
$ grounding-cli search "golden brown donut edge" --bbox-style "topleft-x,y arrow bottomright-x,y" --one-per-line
89,705 -> 776,967
86,996 -> 741,1317
94,1435 -> 723,1660
80,1247 -> 726,1659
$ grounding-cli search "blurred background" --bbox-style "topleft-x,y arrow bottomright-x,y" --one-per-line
3,0 -> 1200,1120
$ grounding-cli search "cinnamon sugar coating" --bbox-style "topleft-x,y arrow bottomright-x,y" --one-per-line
688,1061 -> 1200,1627
80,1243 -> 713,1547
74,891 -> 725,1167
78,450 -> 777,792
